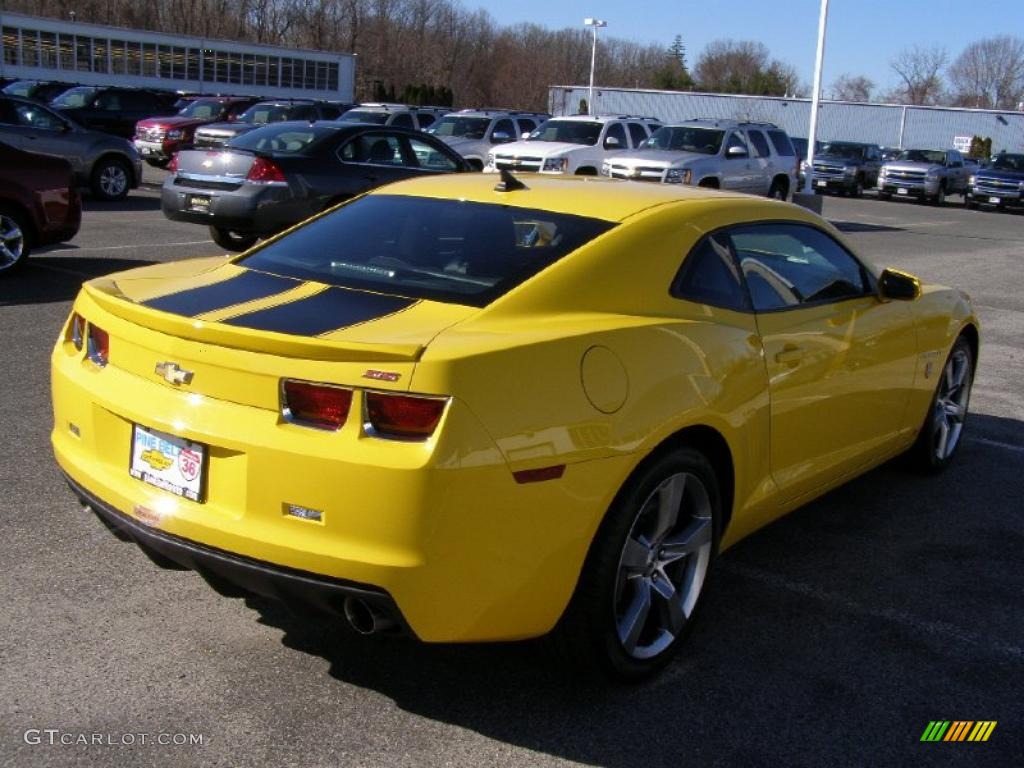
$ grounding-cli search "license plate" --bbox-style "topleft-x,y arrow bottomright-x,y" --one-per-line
130,424 -> 206,502
989,197 -> 1001,204
897,188 -> 908,195
187,194 -> 212,213
816,180 -> 827,188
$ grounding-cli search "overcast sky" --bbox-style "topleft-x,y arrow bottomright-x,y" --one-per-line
478,0 -> 1024,95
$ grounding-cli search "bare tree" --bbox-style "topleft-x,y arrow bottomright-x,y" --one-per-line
694,40 -> 797,96
948,36 -> 1024,109
831,73 -> 874,102
890,45 -> 948,105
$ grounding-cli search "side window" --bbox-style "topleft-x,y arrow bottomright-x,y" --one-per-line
95,91 -> 122,111
416,113 -> 437,129
390,113 -> 414,129
767,130 -> 795,157
338,133 -> 403,165
747,130 -> 771,158
491,119 -> 514,142
603,122 -> 627,149
726,131 -> 748,155
671,233 -> 749,312
290,106 -> 317,121
318,105 -> 341,120
14,103 -> 65,130
516,118 -> 537,136
626,122 -> 649,148
406,137 -> 459,170
728,223 -> 869,312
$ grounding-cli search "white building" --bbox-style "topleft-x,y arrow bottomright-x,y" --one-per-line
1,11 -> 355,101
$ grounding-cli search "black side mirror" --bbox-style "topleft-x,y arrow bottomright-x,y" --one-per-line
879,268 -> 921,301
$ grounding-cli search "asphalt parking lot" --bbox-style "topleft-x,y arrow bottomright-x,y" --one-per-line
1,176 -> 1022,768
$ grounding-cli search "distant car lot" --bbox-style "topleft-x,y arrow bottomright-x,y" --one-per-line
0,186 -> 1021,765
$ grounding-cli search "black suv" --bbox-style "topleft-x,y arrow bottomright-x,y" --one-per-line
804,141 -> 883,196
192,100 -> 352,148
50,86 -> 177,138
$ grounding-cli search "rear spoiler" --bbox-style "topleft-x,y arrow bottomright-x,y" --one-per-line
81,280 -> 424,363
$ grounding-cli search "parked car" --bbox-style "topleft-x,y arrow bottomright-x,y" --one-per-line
487,114 -> 662,176
877,149 -> 969,205
426,109 -> 550,170
337,103 -> 448,131
964,151 -> 1024,211
0,95 -> 143,201
879,146 -> 902,162
2,80 -> 76,104
802,141 -> 883,197
163,121 -> 470,250
54,173 -> 979,679
603,119 -> 797,199
192,100 -> 350,148
0,140 -> 81,274
50,86 -> 177,138
134,96 -> 259,167
790,137 -> 824,163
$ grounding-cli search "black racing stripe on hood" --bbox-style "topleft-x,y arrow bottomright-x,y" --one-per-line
142,272 -> 298,317
220,287 -> 415,335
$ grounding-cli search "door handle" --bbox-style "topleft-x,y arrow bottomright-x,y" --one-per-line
774,345 -> 803,364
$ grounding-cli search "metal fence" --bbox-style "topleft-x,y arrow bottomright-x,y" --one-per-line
548,86 -> 1024,151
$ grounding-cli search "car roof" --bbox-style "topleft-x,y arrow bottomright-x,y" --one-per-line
369,173 -> 764,223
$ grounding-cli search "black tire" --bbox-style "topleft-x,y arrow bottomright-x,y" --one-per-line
575,167 -> 597,176
965,200 -> 978,210
551,447 -> 721,680
768,177 -> 788,200
209,225 -> 258,252
852,176 -> 865,198
91,156 -> 132,201
931,184 -> 946,207
698,178 -> 720,189
907,336 -> 974,473
145,157 -> 171,169
467,159 -> 484,172
878,191 -> 892,201
0,204 -> 32,274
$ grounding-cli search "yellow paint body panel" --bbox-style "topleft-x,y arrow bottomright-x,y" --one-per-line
52,175 -> 979,641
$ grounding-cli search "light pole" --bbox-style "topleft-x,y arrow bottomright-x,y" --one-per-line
584,18 -> 607,115
802,0 -> 829,195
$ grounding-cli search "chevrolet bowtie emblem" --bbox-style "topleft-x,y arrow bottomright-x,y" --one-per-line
155,361 -> 194,386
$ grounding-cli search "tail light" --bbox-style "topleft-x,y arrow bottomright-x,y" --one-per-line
247,156 -> 287,183
282,380 -> 352,431
87,324 -> 109,366
364,392 -> 447,440
68,313 -> 85,351
167,153 -> 178,173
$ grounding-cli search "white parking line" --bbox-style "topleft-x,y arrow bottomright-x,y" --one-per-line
967,436 -> 1024,454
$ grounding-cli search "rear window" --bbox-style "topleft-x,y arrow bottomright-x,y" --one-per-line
767,130 -> 795,157
338,110 -> 390,125
228,124 -> 338,152
239,195 -> 616,307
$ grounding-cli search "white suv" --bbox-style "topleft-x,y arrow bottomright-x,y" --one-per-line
427,109 -> 550,170
485,114 -> 662,175
602,119 -> 798,199
337,103 -> 449,131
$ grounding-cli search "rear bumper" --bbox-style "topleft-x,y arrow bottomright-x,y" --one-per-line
66,472 -> 411,631
160,180 -> 308,235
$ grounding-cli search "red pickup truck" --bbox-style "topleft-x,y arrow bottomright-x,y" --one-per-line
134,96 -> 257,167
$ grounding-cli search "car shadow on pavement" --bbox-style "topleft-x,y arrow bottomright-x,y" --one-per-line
0,255 -> 156,306
248,412 -> 1023,767
829,220 -> 905,233
82,194 -> 162,213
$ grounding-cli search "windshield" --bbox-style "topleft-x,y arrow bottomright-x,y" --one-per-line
178,99 -> 228,120
991,153 -> 1024,172
898,149 -> 946,164
821,142 -> 865,160
527,120 -> 602,145
337,110 -> 390,125
427,116 -> 490,139
237,104 -> 295,124
642,126 -> 724,154
238,195 -> 616,307
51,87 -> 97,108
2,81 -> 38,97
228,124 -> 337,152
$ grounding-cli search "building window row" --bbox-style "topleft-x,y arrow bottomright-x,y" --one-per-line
2,26 -> 340,91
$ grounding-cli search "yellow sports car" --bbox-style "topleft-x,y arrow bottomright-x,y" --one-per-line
51,172 -> 978,678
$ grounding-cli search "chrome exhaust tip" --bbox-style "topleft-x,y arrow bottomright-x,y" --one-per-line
343,596 -> 396,635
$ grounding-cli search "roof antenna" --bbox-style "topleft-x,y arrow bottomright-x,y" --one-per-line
494,168 -> 528,192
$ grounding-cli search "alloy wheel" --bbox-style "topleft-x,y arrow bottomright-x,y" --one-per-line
0,213 -> 25,271
932,348 -> 971,461
613,472 -> 712,660
99,164 -> 128,198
